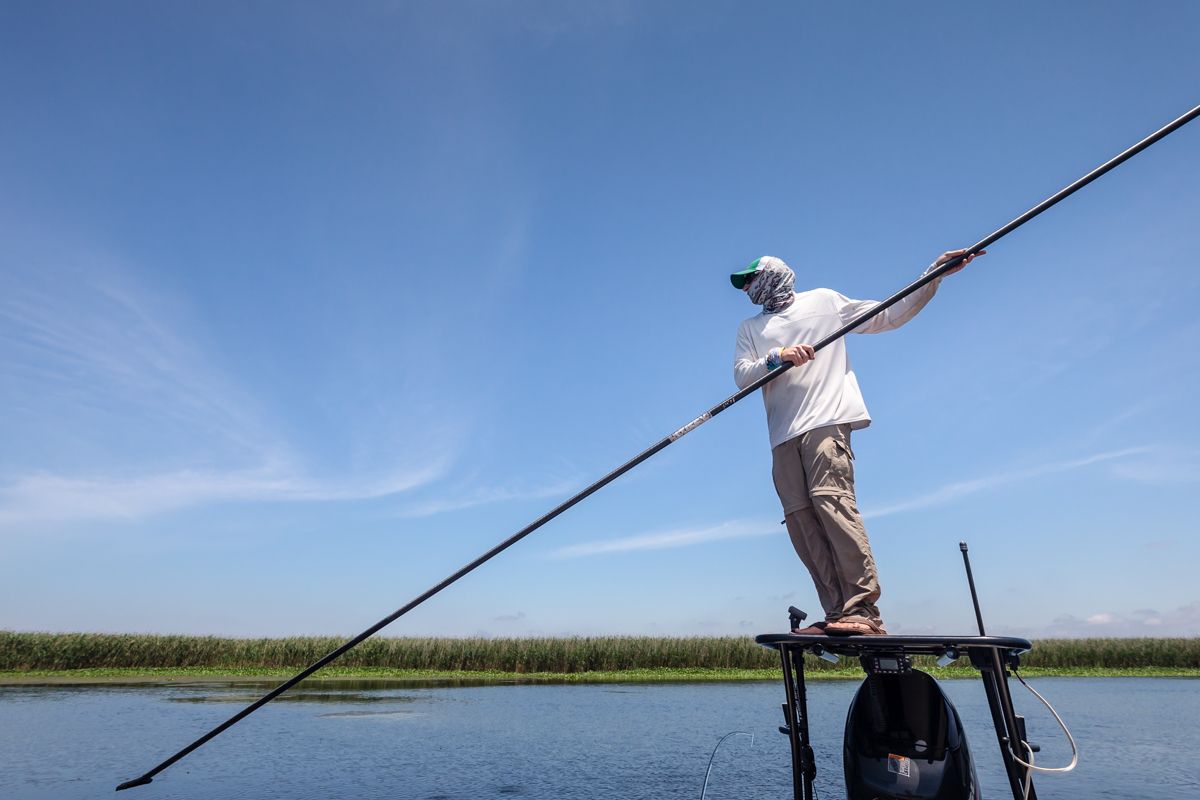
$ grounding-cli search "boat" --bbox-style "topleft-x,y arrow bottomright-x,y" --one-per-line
753,545 -> 1076,800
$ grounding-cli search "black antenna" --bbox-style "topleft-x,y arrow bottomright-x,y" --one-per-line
960,541 -> 987,636
959,541 -> 1038,798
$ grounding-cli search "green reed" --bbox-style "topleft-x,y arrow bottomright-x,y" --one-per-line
1,632 -> 1197,673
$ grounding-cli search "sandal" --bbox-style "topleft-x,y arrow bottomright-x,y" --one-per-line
825,617 -> 888,636
791,621 -> 829,636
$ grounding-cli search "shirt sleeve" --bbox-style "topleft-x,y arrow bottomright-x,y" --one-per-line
733,321 -> 770,389
835,262 -> 943,335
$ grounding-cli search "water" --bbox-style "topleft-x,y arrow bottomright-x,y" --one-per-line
1,677 -> 1197,799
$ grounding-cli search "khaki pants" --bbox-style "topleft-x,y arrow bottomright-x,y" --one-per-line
772,424 -> 882,625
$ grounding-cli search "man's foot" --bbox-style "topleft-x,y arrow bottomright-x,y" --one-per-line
791,621 -> 828,635
825,617 -> 888,636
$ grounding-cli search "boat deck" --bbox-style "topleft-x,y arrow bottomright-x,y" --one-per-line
755,633 -> 1032,658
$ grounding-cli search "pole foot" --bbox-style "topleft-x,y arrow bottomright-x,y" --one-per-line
116,776 -> 153,791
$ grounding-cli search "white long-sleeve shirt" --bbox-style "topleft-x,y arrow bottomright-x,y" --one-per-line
733,265 -> 943,448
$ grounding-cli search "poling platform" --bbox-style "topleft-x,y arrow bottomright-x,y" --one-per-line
757,631 -> 1039,800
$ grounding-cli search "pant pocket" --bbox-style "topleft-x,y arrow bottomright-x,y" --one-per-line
808,434 -> 855,496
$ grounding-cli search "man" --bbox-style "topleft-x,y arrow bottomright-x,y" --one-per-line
731,248 -> 982,635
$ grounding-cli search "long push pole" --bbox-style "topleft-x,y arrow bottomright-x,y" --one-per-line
116,102 -> 1200,791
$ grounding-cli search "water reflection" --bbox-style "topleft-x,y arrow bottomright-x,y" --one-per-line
167,690 -> 423,704
318,709 -> 425,718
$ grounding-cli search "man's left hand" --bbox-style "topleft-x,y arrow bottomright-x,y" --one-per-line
936,248 -> 986,276
781,344 -> 816,367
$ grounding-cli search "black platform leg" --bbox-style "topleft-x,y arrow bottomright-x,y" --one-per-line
975,649 -> 1037,800
779,645 -> 815,800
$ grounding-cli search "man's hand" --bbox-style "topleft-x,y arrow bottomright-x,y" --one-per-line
782,344 -> 816,367
935,247 -> 986,276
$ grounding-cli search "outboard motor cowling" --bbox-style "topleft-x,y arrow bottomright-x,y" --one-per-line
844,664 -> 979,800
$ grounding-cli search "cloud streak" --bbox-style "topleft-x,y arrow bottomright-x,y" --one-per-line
550,447 -> 1150,559
1106,448 -> 1200,485
1014,601 -> 1200,638
862,447 -> 1150,520
0,260 -> 462,528
2,268 -> 276,458
549,518 -> 779,559
0,459 -> 451,526
393,477 -> 580,519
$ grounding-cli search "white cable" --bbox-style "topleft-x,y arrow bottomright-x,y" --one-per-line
1009,671 -> 1079,775
1019,740 -> 1034,800
699,731 -> 754,800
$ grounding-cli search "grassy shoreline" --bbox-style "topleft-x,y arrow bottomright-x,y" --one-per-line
2,632 -> 1197,685
2,666 -> 1197,685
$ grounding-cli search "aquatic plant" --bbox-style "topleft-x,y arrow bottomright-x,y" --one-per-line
1,632 -> 1197,674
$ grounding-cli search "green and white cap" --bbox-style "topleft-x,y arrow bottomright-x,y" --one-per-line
730,256 -> 783,289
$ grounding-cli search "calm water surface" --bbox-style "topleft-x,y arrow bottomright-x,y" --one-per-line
1,677 -> 1197,799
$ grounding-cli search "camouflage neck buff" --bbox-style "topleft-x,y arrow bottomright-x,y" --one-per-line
746,256 -> 796,313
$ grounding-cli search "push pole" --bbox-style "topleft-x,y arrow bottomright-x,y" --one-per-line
116,102 -> 1200,791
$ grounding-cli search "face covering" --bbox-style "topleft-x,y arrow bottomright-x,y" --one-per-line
746,256 -> 795,313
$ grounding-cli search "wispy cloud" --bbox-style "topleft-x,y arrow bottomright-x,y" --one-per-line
0,459 -> 450,525
2,268 -> 275,458
1,260 -> 458,527
1078,401 -> 1161,446
549,518 -> 779,559
394,477 -> 579,519
1106,448 -> 1200,485
862,447 -> 1150,520
548,447 -> 1151,559
1016,601 -> 1200,638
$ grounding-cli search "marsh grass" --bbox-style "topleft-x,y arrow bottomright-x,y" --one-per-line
1,632 -> 1197,675
0,633 -> 779,672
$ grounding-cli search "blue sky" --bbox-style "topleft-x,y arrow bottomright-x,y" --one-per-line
2,2 -> 1198,639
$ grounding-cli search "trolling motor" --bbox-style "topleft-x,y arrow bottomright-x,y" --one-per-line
842,651 -> 979,799
757,543 -> 1065,800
